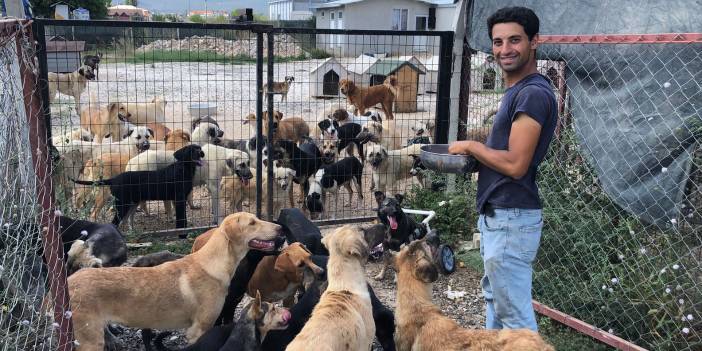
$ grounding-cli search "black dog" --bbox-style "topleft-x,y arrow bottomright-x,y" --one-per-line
277,208 -> 328,256
72,145 -> 204,233
305,157 -> 363,217
317,119 -> 365,162
83,53 -> 102,79
276,139 -> 324,201
373,191 -> 427,280
58,216 -> 127,274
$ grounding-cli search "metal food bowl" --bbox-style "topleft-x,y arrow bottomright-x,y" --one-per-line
419,144 -> 478,174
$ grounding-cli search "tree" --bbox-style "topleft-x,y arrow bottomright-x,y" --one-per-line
212,14 -> 227,24
151,13 -> 165,22
29,0 -> 109,19
124,0 -> 137,6
189,14 -> 204,23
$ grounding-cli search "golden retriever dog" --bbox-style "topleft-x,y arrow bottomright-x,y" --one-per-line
164,129 -> 191,151
48,65 -> 96,110
365,143 -> 422,194
286,225 -> 375,351
245,110 -> 310,144
66,212 -> 282,350
247,242 -> 324,306
79,102 -> 131,143
393,238 -> 554,351
339,75 -> 398,120
119,96 -> 167,125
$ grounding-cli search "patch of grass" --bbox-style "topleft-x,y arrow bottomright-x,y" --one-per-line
538,316 -> 614,351
120,50 -> 311,64
307,48 -> 332,59
456,250 -> 483,275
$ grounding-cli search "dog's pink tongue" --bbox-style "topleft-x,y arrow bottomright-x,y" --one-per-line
242,178 -> 250,186
282,309 -> 291,324
388,216 -> 398,230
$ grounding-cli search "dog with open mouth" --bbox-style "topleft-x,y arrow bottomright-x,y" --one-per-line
373,191 -> 427,281
66,212 -> 284,350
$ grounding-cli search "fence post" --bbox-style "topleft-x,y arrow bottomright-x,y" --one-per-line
255,31 -> 264,218
29,20 -> 74,351
266,31 -> 275,221
435,31 -> 454,144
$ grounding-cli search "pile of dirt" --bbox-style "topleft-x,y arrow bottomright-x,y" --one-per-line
136,34 -> 303,57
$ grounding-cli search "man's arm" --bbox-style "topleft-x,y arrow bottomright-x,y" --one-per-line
448,113 -> 542,179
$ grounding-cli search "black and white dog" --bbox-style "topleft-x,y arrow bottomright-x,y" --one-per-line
317,119 -> 365,162
305,157 -> 363,219
276,139 -> 324,206
58,216 -> 127,275
373,191 -> 427,280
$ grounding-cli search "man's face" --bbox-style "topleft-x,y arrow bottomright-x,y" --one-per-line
491,22 -> 538,73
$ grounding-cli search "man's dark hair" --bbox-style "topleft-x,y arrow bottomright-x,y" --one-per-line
487,6 -> 540,41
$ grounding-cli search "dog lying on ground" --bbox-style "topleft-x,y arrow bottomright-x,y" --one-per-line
374,191 -> 427,281
247,242 -> 324,306
286,225 -> 375,351
72,145 -> 204,232
305,157 -> 364,219
79,101 -> 131,143
365,143 -> 422,194
120,97 -> 167,125
65,212 -> 283,350
393,238 -> 554,351
48,65 -> 96,110
339,76 -> 397,120
58,216 -> 127,275
263,76 -> 294,102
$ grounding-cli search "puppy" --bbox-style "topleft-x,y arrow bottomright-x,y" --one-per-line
373,191 -> 426,281
263,76 -> 294,101
58,216 -> 127,275
51,127 -> 93,147
394,238 -> 554,351
305,157 -> 364,219
48,65 -> 96,109
409,119 -> 435,145
80,101 -> 131,143
66,213 -> 283,350
247,242 -> 324,306
72,144 -> 205,231
339,76 -> 397,120
191,122 -> 223,146
120,96 -> 167,125
286,225 -> 375,351
164,129 -> 191,151
365,143 -> 422,194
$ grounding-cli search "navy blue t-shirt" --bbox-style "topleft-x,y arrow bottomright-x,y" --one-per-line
476,73 -> 558,213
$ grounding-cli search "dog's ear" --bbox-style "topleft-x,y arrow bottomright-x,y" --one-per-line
243,113 -> 255,124
274,252 -> 292,272
345,233 -> 369,258
274,111 -> 283,121
251,290 -> 263,319
394,193 -> 404,205
286,168 -> 296,178
225,158 -> 236,171
425,120 -> 435,130
107,102 -> 119,115
374,191 -> 386,207
416,260 -> 439,283
146,128 -> 154,139
78,67 -> 85,76
182,131 -> 191,141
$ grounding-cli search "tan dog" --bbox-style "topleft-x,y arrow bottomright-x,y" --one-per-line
286,225 -> 375,351
247,242 -> 324,306
245,111 -> 310,143
48,65 -> 96,110
263,76 -> 294,101
365,143 -> 422,194
164,129 -> 191,151
393,239 -> 554,351
361,117 -> 403,150
145,122 -> 171,141
79,102 -> 131,143
339,76 -> 398,120
74,152 -> 131,221
120,96 -> 167,125
66,213 -> 282,350
51,127 -> 93,147
220,163 -> 294,218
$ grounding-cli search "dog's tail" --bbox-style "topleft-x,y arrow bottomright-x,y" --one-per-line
70,177 -> 112,186
384,75 -> 399,96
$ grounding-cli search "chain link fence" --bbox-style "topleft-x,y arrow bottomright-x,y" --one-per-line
465,34 -> 701,350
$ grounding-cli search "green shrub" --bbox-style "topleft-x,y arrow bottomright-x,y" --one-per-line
307,48 -> 333,59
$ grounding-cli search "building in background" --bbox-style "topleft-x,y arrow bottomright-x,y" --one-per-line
72,7 -> 90,20
268,0 -> 329,20
107,4 -> 152,21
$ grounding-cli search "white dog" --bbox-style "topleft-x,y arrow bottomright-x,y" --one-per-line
365,143 -> 422,194
89,125 -> 153,160
52,127 -> 93,147
191,122 -> 224,146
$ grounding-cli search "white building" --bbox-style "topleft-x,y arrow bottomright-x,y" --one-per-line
269,0 -> 329,21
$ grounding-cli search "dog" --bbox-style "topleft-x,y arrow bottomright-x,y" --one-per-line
320,139 -> 338,164
65,212 -> 283,350
276,208 -> 328,256
365,143 -> 422,194
245,111 -> 310,144
191,115 -> 220,131
48,65 -> 96,109
263,76 -> 294,102
358,114 -> 403,151
120,96 -> 167,125
51,127 -> 93,147
79,101 -> 131,143
58,216 -> 127,275
145,122 -> 171,141
247,242 -> 324,306
89,125 -> 153,160
73,152 -> 133,221
220,163 -> 294,218
409,155 -> 447,191
409,119 -> 435,145
164,129 -> 191,151
133,251 -> 184,268
191,121 -> 224,146
194,144 -> 252,224
276,139 -> 324,207
83,53 -> 102,79
305,157 -> 364,219
52,140 -> 100,201
72,145 -> 204,232
373,191 -> 427,281
330,108 -> 379,126
317,118 -> 365,162
393,238 -> 554,351
339,76 -> 397,120
124,149 -> 180,227
286,225 -> 375,351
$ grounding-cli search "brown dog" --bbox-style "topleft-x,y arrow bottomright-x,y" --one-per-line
393,238 -> 554,351
286,225 -> 375,351
247,242 -> 324,306
79,102 -> 130,143
164,129 -> 191,151
145,122 -> 171,141
245,111 -> 310,143
74,152 -> 131,221
66,213 -> 282,350
339,76 -> 398,120
48,65 -> 96,110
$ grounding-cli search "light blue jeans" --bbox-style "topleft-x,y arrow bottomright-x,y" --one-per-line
478,208 -> 543,331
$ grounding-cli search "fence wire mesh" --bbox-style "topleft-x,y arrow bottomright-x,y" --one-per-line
465,37 -> 701,350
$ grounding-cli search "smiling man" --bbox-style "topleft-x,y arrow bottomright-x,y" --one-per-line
448,7 -> 558,331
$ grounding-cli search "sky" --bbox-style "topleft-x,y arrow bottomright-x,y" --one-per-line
115,0 -> 269,15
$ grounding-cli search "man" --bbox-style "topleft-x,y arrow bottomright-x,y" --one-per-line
449,6 -> 557,331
